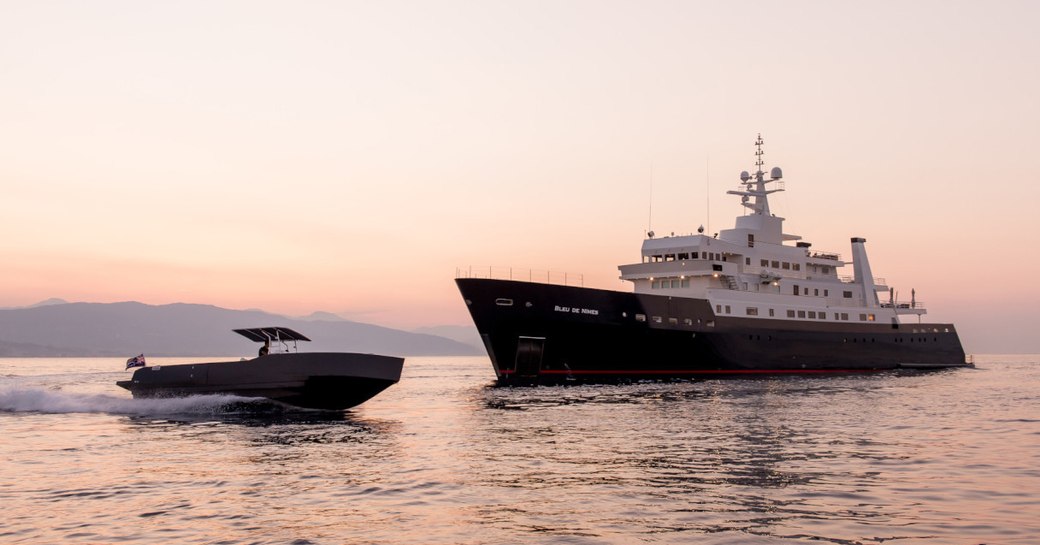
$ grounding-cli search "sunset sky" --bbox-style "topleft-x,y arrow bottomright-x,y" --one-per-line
2,1 -> 1038,352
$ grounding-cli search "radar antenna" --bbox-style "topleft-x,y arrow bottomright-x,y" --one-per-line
727,133 -> 784,216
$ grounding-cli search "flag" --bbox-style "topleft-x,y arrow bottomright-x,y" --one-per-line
126,354 -> 146,370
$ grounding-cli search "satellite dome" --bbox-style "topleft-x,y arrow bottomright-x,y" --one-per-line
740,171 -> 750,182
697,225 -> 705,234
770,166 -> 783,180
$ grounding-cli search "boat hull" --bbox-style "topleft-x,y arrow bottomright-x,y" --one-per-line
116,352 -> 404,410
457,278 -> 969,384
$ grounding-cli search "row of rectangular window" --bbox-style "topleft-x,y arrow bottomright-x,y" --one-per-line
648,252 -> 727,263
633,313 -> 715,328
758,259 -> 802,271
784,309 -> 874,321
651,278 -> 691,289
633,308 -> 878,325
792,285 -> 834,297
721,305 -> 878,322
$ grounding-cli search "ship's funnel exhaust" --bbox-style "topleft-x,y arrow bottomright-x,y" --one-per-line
850,237 -> 879,308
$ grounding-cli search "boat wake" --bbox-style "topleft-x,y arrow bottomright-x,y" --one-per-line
0,386 -> 276,416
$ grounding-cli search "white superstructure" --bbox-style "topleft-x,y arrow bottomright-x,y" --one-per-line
618,135 -> 926,326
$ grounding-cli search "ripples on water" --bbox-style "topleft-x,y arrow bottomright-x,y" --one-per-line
1,356 -> 1037,544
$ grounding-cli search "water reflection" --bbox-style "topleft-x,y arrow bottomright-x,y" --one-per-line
465,376 -> 906,542
2,357 -> 1034,545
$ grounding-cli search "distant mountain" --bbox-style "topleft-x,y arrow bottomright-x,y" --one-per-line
297,311 -> 346,322
0,298 -> 70,311
0,302 -> 480,357
412,325 -> 482,351
29,298 -> 69,308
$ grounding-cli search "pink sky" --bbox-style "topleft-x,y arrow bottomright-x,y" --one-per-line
2,1 -> 1038,352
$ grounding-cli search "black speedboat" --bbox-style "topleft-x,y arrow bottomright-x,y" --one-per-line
116,327 -> 404,409
457,136 -> 971,384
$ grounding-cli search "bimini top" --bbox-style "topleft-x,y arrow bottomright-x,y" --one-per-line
233,327 -> 312,343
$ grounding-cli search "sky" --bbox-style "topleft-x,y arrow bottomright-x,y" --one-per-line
2,0 -> 1039,353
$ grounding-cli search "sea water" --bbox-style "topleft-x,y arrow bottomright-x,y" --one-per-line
0,355 -> 1037,544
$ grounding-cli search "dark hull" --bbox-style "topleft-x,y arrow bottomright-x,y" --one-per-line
457,279 -> 969,384
116,352 -> 404,410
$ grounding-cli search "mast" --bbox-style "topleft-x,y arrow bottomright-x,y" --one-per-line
727,133 -> 784,216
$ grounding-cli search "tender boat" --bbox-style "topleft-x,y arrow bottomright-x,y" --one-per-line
116,327 -> 404,409
457,136 -> 971,384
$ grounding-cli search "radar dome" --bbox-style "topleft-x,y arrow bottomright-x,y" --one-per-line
770,166 -> 783,180
740,171 -> 750,182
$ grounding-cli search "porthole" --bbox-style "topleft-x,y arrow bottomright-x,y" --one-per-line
495,298 -> 513,306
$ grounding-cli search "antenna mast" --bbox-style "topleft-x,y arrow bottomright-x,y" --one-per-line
754,133 -> 765,182
647,163 -> 654,236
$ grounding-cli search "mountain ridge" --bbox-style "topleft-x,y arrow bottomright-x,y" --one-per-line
0,301 -> 479,357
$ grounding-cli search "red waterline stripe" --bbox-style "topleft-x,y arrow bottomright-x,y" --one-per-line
499,368 -> 881,376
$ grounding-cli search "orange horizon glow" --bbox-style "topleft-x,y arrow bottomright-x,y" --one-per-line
2,2 -> 1039,352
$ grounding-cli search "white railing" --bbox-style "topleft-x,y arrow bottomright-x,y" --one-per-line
456,266 -> 585,287
880,301 -> 927,311
806,250 -> 842,261
839,275 -> 887,286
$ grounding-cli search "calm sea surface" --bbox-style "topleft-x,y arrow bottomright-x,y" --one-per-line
1,355 -> 1037,545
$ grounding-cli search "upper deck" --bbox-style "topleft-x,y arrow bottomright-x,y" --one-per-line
619,135 -> 926,324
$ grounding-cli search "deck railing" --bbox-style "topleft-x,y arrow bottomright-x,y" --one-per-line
880,301 -> 927,311
839,275 -> 888,286
456,266 -> 585,287
807,250 -> 842,261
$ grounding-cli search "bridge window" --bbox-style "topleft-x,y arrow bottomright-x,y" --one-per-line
787,310 -> 796,318
843,291 -> 853,298
769,308 -> 775,317
746,307 -> 759,316
808,311 -> 817,319
761,259 -> 769,267
772,260 -> 780,268
793,263 -> 801,271
782,262 -> 791,270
